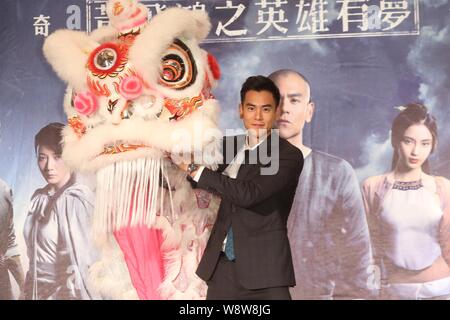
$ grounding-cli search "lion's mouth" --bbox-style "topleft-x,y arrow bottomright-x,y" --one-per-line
100,141 -> 149,155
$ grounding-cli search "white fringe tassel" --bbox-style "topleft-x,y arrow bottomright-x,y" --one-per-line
94,157 -> 172,234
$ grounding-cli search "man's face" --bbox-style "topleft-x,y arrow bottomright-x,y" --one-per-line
239,90 -> 277,139
274,73 -> 314,141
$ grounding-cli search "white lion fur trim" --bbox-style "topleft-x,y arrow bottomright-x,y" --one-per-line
88,237 -> 139,300
43,30 -> 98,92
62,99 -> 222,172
89,25 -> 119,43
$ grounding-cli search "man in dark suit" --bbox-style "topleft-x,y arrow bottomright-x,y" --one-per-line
172,75 -> 304,299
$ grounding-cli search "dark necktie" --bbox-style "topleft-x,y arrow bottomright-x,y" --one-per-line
224,227 -> 235,261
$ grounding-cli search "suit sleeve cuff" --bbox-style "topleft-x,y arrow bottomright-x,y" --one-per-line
192,166 -> 205,182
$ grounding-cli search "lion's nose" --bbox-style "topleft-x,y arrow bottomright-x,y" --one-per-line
108,98 -> 128,125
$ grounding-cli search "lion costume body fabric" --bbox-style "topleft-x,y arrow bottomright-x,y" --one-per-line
43,0 -> 222,299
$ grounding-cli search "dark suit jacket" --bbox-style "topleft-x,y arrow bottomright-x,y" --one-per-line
194,133 -> 303,290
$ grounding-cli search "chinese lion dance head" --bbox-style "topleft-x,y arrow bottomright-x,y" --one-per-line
43,0 -> 222,300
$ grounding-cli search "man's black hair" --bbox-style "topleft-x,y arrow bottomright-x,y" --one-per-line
240,75 -> 281,107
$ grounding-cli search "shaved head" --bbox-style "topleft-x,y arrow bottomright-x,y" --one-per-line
268,69 -> 312,102
269,69 -> 315,149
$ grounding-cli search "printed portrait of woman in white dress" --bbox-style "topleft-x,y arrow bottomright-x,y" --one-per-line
362,104 -> 450,299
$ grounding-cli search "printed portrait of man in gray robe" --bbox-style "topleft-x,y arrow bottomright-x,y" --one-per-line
270,70 -> 375,299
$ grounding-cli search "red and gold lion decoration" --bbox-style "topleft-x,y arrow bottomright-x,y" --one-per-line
43,0 -> 222,299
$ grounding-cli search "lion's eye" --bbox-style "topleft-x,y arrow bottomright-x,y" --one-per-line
95,48 -> 117,70
161,55 -> 184,82
159,39 -> 197,90
87,42 -> 126,77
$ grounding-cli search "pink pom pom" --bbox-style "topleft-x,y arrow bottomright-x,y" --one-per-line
73,91 -> 98,116
107,1 -> 148,32
120,76 -> 143,100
